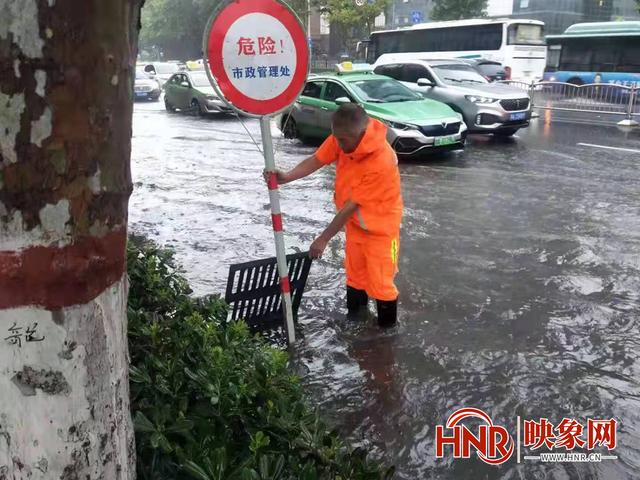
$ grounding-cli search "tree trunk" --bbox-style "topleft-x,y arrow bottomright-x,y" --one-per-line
0,1 -> 142,478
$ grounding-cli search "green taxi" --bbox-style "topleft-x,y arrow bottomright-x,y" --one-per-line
280,65 -> 467,156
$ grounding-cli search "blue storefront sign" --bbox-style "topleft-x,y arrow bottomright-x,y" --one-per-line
411,11 -> 424,23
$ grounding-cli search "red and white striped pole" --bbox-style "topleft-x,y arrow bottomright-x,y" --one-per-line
260,116 -> 295,344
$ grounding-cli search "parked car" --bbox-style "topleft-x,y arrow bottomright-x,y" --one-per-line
164,71 -> 233,115
459,58 -> 508,82
142,62 -> 182,86
134,71 -> 161,101
280,65 -> 467,156
136,65 -> 163,87
374,58 -> 531,136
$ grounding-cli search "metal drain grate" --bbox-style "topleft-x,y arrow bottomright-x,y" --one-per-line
224,252 -> 312,330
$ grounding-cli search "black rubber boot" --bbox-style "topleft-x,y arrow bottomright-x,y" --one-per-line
347,286 -> 368,316
376,299 -> 398,328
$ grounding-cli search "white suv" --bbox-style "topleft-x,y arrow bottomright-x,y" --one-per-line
374,57 -> 532,136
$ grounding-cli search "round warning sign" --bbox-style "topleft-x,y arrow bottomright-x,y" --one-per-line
204,0 -> 310,117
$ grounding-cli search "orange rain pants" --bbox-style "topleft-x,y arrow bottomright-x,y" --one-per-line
345,225 -> 400,301
315,119 -> 403,302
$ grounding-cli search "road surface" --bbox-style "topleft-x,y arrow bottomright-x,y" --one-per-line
130,100 -> 640,479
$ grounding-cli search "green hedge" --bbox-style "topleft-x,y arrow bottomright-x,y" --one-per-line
127,238 -> 394,480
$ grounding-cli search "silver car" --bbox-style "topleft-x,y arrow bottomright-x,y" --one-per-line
164,71 -> 232,115
374,58 -> 532,136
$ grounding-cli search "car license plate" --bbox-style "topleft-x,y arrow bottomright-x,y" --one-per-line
135,92 -> 146,97
510,112 -> 527,121
434,135 -> 456,147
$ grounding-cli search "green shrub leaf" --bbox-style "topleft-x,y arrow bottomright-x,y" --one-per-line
181,461 -> 212,480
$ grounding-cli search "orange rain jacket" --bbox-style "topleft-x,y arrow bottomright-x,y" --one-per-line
315,119 -> 403,300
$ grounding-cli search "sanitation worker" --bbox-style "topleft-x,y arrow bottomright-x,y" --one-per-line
270,104 -> 403,327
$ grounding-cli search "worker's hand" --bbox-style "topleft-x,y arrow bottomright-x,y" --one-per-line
263,169 -> 289,186
309,236 -> 328,259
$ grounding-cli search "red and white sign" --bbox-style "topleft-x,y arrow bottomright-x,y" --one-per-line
204,0 -> 309,116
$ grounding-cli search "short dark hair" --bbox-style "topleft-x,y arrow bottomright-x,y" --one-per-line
332,103 -> 369,132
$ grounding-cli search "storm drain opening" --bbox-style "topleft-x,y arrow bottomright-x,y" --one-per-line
224,252 -> 312,331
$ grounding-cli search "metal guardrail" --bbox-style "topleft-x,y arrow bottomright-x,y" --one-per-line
497,80 -> 640,127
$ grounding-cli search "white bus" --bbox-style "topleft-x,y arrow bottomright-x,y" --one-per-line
361,19 -> 547,82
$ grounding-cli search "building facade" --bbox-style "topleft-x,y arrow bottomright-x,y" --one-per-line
308,7 -> 331,55
510,0 -> 639,34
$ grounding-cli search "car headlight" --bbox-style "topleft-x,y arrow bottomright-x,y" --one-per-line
382,119 -> 419,131
465,95 -> 499,104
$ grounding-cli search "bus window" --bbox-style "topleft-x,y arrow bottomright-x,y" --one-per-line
422,25 -> 502,52
356,40 -> 370,62
550,37 -> 640,74
560,41 -> 592,71
618,44 -> 640,72
366,37 -> 377,64
381,32 -> 403,55
546,45 -> 561,72
508,24 -> 545,45
371,23 -> 502,57
591,41 -> 618,72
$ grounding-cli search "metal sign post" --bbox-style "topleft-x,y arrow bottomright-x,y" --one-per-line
204,0 -> 309,344
260,117 -> 295,343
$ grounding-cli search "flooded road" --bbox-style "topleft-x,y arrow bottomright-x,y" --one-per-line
130,100 -> 640,479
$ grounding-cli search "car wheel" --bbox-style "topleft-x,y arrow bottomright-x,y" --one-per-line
191,99 -> 205,116
494,128 -> 518,137
281,115 -> 298,139
164,98 -> 176,112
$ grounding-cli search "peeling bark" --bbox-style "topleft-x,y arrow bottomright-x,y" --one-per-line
0,0 -> 141,236
1,0 -> 142,478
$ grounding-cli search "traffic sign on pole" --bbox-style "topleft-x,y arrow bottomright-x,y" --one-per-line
204,0 -> 309,117
204,0 -> 309,344
411,11 -> 424,23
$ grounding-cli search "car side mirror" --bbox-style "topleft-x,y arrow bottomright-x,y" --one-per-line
180,82 -> 190,88
417,78 -> 434,87
335,96 -> 351,105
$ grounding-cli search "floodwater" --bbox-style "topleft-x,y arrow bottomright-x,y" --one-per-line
130,100 -> 640,479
